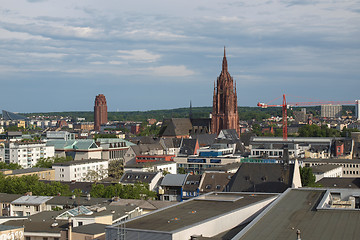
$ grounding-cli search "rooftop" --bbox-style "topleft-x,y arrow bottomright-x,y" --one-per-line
125,161 -> 176,169
234,188 -> 360,240
11,195 -> 53,205
72,223 -> 107,235
119,192 -> 277,233
120,172 -> 159,184
303,158 -> 360,164
52,158 -> 107,166
1,167 -> 53,175
311,164 -> 342,174
0,225 -> 23,231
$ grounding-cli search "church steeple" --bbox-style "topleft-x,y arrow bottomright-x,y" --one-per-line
189,100 -> 193,119
212,47 -> 240,137
222,46 -> 228,73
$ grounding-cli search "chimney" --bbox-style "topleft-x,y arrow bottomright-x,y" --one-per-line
87,194 -> 91,201
68,218 -> 72,240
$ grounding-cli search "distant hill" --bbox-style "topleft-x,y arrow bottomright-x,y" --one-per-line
15,105 -> 355,122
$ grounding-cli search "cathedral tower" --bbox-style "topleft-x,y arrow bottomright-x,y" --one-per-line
94,94 -> 108,131
211,47 -> 240,136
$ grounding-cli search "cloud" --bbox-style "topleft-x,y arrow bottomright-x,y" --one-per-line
117,49 -> 161,63
27,0 -> 48,2
148,65 -> 195,77
0,21 -> 104,40
121,29 -> 187,41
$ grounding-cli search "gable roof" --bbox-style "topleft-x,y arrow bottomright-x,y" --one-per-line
183,174 -> 202,192
0,193 -> 23,203
179,138 -> 198,155
191,134 -> 217,147
120,172 -> 160,185
159,138 -> 175,149
47,139 -> 100,150
11,195 -> 53,205
199,172 -> 234,193
130,143 -> 164,156
218,129 -> 240,141
226,163 -> 294,193
161,174 -> 189,187
160,118 -> 193,137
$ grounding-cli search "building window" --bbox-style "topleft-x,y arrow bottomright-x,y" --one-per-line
78,221 -> 83,226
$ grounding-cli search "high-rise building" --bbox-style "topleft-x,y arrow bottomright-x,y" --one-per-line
321,104 -> 342,118
94,94 -> 108,131
356,100 -> 360,121
211,48 -> 240,136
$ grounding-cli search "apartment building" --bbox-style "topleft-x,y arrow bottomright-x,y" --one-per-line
0,142 -> 54,168
52,159 -> 108,182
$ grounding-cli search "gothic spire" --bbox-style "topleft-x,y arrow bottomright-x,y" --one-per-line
222,46 -> 228,73
189,100 -> 193,119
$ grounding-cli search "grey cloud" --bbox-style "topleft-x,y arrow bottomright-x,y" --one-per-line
27,0 -> 48,2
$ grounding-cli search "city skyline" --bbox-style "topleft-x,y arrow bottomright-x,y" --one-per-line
0,0 -> 359,113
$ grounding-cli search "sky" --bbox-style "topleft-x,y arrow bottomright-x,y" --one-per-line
0,0 -> 359,113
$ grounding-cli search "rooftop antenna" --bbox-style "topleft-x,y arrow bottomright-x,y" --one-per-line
189,100 -> 193,119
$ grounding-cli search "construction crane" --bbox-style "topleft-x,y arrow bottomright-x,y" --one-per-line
257,94 -> 356,141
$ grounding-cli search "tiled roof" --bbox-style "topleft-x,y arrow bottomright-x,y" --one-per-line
226,163 -> 294,193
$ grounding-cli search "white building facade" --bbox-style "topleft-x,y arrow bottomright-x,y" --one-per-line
321,104 -> 342,118
0,142 -> 55,168
52,159 -> 109,182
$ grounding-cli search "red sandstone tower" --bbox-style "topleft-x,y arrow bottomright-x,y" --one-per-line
94,94 -> 108,131
211,47 -> 240,136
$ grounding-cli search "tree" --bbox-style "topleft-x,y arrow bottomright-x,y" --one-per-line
298,124 -> 340,137
35,156 -> 73,168
0,162 -> 22,170
108,160 -> 124,179
0,174 -> 72,196
177,167 -> 186,174
341,127 -> 360,137
300,167 -> 316,187
84,165 -> 108,183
